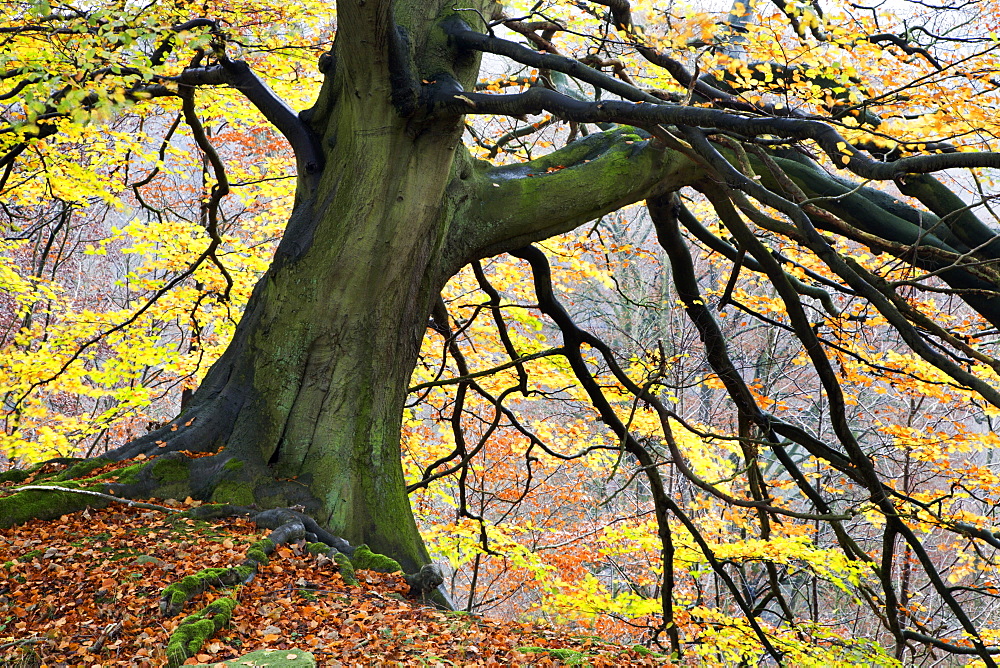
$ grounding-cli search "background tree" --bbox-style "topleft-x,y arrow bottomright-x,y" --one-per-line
6,0 -> 1000,662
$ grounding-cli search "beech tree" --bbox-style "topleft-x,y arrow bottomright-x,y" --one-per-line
7,0 -> 1000,662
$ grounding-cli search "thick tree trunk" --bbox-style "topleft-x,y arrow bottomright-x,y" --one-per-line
99,0 -> 488,573
96,0 -> 694,572
210,67 -> 466,573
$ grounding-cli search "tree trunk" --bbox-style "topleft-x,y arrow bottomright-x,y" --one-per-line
97,0 -> 694,572
101,0 -> 489,573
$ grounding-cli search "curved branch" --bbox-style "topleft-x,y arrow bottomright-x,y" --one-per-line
216,58 -> 324,179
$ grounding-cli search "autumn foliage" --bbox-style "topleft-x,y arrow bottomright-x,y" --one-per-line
7,0 -> 1000,664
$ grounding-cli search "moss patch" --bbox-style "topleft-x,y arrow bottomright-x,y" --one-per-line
245,538 -> 275,567
222,458 -> 244,471
0,468 -> 31,484
210,480 -> 255,506
165,596 -> 237,668
0,482 -> 110,529
305,542 -> 332,557
152,457 -> 190,483
161,566 -> 254,616
518,647 -> 588,665
350,544 -> 401,574
334,552 -> 357,586
55,458 -> 112,482
106,461 -> 147,484
191,648 -> 315,667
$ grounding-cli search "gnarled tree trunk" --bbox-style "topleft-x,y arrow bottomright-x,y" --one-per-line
100,0 -> 695,572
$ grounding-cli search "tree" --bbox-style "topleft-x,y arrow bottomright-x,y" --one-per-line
6,0 -> 1000,662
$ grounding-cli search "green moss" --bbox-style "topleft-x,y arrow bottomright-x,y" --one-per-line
305,542 -> 331,557
190,648 -> 316,667
518,647 -> 587,665
629,644 -> 662,657
210,480 -> 255,506
245,538 -> 274,566
165,597 -> 237,668
55,458 -> 111,481
152,457 -> 190,483
17,549 -> 44,562
246,548 -> 269,565
0,483 -> 109,529
107,461 -> 147,484
161,566 -> 252,614
222,458 -> 244,471
0,468 -> 31,484
350,544 -> 401,574
334,552 -> 357,586
25,461 -> 62,481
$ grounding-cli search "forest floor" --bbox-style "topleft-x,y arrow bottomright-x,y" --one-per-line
0,467 -> 669,667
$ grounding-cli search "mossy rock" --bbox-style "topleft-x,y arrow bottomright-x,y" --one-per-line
349,544 -> 401,573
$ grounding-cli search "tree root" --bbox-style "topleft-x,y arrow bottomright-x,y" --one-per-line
166,597 -> 238,668
10,485 -> 179,513
1,451 -> 453,664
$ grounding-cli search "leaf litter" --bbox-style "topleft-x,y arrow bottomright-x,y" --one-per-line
0,502 -> 670,666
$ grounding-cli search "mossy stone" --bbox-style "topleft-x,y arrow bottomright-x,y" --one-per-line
191,648 -> 316,667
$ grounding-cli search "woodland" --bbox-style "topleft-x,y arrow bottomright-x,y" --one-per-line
5,0 -> 1000,664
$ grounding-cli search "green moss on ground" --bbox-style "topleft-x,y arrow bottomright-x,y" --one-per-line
165,597 -> 237,668
245,538 -> 274,566
518,647 -> 588,665
350,544 -> 401,573
191,648 -> 315,667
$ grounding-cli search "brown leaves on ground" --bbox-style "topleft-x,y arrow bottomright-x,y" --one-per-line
0,503 -> 669,666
